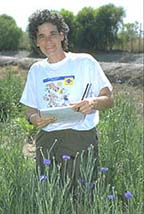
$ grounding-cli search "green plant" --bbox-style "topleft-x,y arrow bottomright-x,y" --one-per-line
0,68 -> 23,122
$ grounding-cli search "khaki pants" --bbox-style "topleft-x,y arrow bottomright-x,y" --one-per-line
36,128 -> 99,185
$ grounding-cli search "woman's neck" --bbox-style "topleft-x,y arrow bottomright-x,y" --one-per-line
47,52 -> 66,63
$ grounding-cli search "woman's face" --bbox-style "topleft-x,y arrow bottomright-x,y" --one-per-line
36,22 -> 64,58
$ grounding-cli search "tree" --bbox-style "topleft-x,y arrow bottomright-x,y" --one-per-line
74,4 -> 125,51
0,14 -> 22,51
75,7 -> 96,50
18,31 -> 31,50
60,9 -> 76,50
94,4 -> 125,51
118,22 -> 140,52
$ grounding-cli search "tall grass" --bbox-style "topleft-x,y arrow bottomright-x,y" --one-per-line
0,68 -> 23,122
0,77 -> 143,213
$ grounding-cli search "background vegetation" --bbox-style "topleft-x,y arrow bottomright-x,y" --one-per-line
0,15 -> 22,51
0,4 -> 143,54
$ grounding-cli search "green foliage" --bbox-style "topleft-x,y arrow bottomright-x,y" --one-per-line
0,68 -> 23,122
0,14 -> 22,51
0,90 -> 143,213
60,9 -> 76,50
98,91 -> 143,204
18,31 -> 31,50
75,7 -> 96,50
94,4 -> 125,51
117,22 -> 141,52
74,4 -> 125,51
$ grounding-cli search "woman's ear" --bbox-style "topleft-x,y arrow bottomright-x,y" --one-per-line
60,32 -> 64,41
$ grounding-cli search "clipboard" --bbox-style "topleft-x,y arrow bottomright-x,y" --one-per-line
39,106 -> 85,123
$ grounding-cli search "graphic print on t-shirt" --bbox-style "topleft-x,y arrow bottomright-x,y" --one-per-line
43,75 -> 75,107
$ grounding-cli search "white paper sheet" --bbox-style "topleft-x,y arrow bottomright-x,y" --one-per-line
39,106 -> 85,123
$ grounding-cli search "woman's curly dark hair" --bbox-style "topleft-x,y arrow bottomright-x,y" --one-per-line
27,9 -> 69,51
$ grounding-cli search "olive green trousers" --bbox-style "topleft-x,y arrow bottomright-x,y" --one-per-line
35,128 -> 99,184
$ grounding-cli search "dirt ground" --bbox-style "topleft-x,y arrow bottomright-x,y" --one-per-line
0,51 -> 143,86
0,50 -> 143,63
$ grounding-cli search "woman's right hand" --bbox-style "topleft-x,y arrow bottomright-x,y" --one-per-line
30,113 -> 56,128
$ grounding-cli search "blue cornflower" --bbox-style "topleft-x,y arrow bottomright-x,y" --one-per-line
40,175 -> 48,181
79,179 -> 85,185
62,155 -> 71,160
88,182 -> 95,190
124,191 -> 133,199
43,159 -> 51,166
107,194 -> 116,200
100,167 -> 109,172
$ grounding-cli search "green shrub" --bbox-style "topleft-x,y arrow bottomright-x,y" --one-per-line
0,69 -> 23,122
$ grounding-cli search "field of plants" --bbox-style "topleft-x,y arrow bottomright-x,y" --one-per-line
0,66 -> 143,214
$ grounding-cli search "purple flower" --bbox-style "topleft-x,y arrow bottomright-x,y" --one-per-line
40,175 -> 47,181
88,183 -> 95,190
43,159 -> 51,166
124,191 -> 133,199
62,155 -> 71,160
107,194 -> 116,200
79,179 -> 85,185
100,167 -> 109,172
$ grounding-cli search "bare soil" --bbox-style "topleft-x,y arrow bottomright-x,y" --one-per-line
0,50 -> 143,86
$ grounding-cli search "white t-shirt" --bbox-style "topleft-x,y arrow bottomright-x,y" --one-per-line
20,52 -> 112,132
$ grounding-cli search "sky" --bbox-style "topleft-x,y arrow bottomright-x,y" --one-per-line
0,0 -> 143,31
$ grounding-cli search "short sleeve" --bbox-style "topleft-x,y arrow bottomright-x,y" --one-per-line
20,67 -> 37,108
